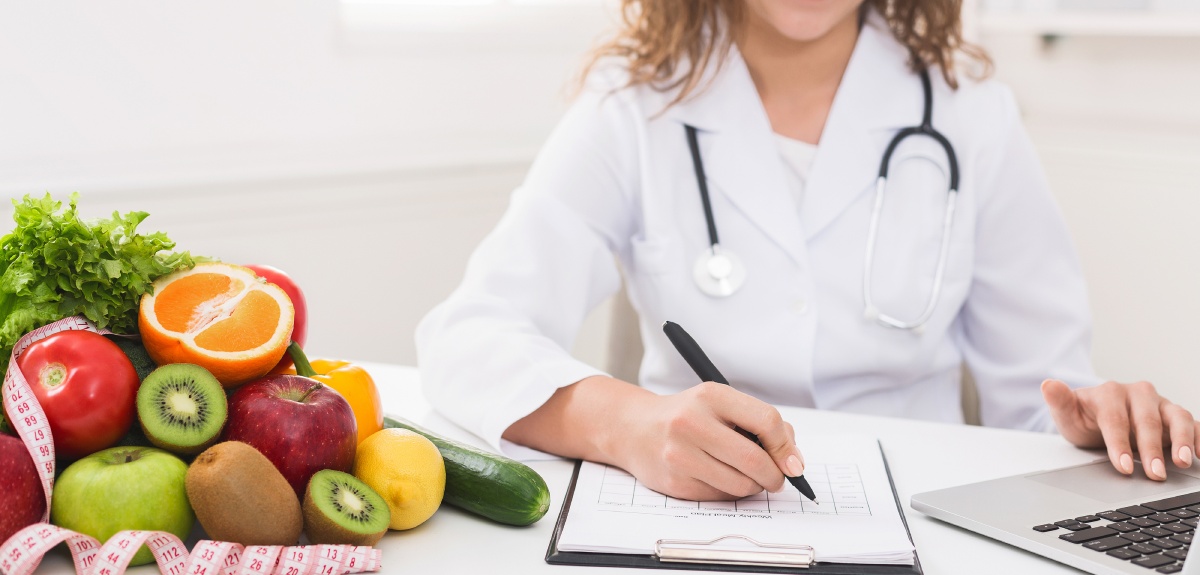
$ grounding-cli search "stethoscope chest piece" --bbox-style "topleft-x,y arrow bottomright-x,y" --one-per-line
693,246 -> 746,297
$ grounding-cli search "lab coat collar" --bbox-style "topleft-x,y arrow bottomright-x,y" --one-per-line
665,9 -> 924,259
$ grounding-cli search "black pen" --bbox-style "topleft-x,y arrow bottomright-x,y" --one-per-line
662,320 -> 818,504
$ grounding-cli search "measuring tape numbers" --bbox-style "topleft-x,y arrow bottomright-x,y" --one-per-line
1,317 -> 383,575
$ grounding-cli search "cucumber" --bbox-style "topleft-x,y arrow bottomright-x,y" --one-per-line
383,416 -> 550,526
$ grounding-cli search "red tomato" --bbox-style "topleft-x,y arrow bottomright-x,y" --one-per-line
245,264 -> 308,372
16,331 -> 139,460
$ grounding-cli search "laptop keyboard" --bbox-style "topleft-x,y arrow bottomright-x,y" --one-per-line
1032,490 -> 1200,573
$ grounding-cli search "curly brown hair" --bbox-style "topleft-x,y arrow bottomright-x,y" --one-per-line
581,0 -> 992,106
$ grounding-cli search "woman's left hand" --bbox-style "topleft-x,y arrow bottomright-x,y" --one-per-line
1042,379 -> 1198,480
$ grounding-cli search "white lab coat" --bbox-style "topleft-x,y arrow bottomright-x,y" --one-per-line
415,12 -> 1101,454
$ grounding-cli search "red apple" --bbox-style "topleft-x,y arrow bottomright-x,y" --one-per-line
0,434 -> 46,544
223,375 -> 356,499
245,265 -> 308,373
243,265 -> 307,349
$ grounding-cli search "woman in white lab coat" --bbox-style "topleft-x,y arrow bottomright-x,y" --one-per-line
417,0 -> 1197,500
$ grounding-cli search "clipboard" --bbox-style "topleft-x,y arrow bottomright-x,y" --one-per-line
545,442 -> 922,574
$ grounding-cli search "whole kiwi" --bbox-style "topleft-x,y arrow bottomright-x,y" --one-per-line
186,441 -> 302,546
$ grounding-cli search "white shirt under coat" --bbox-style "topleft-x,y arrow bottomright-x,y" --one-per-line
415,11 -> 1101,453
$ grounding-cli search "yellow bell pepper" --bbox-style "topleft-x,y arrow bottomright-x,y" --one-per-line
286,343 -> 383,445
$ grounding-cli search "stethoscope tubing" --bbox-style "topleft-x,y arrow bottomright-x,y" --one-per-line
862,176 -> 959,331
686,125 -> 721,248
685,67 -> 959,332
865,68 -> 960,331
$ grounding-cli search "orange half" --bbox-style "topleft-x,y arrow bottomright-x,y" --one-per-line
139,263 -> 295,387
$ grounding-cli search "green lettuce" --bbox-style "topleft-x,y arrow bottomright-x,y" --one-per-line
0,193 -> 201,363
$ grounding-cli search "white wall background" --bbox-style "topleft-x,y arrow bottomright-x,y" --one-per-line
981,27 -> 1200,409
0,0 -> 614,372
1,2 -> 1198,411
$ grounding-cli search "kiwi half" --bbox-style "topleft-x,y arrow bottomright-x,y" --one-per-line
303,469 -> 391,546
137,363 -> 227,455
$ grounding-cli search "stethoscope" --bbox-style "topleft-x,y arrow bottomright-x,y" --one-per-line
685,68 -> 959,332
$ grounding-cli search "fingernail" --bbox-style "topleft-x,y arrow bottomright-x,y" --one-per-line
1120,453 -> 1133,474
1152,458 -> 1166,479
1182,446 -> 1193,467
785,455 -> 803,477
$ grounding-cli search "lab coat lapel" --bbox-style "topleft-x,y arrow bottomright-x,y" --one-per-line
667,47 -> 809,268
665,10 -> 922,265
802,12 -> 924,240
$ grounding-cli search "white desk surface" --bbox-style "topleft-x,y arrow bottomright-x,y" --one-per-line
33,362 -> 1101,575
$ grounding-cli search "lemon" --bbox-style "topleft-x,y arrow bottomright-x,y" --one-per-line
354,428 -> 446,530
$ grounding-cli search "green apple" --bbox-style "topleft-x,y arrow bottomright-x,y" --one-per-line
51,446 -> 194,566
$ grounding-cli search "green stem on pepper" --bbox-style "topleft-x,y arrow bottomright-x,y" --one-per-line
287,341 -> 318,378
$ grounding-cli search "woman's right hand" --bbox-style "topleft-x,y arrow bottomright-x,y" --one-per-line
608,379 -> 805,501
503,375 -> 805,501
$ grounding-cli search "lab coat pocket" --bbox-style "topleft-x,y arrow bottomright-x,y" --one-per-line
628,236 -> 681,277
625,236 -> 691,321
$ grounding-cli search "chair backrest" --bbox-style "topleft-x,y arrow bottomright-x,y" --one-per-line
604,286 -> 644,385
960,365 -> 980,426
603,285 -> 982,425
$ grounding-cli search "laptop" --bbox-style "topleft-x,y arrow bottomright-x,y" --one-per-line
911,459 -> 1200,574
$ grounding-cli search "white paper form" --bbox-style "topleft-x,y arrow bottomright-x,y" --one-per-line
556,435 -> 915,565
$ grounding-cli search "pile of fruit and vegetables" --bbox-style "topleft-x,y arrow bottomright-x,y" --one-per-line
0,194 -> 550,568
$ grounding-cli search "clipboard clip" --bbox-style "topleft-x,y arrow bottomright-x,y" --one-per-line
655,535 -> 816,569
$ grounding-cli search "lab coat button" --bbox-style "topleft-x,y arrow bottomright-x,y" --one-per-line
793,298 -> 809,314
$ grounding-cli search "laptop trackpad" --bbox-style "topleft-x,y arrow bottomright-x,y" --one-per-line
1027,460 -> 1200,504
